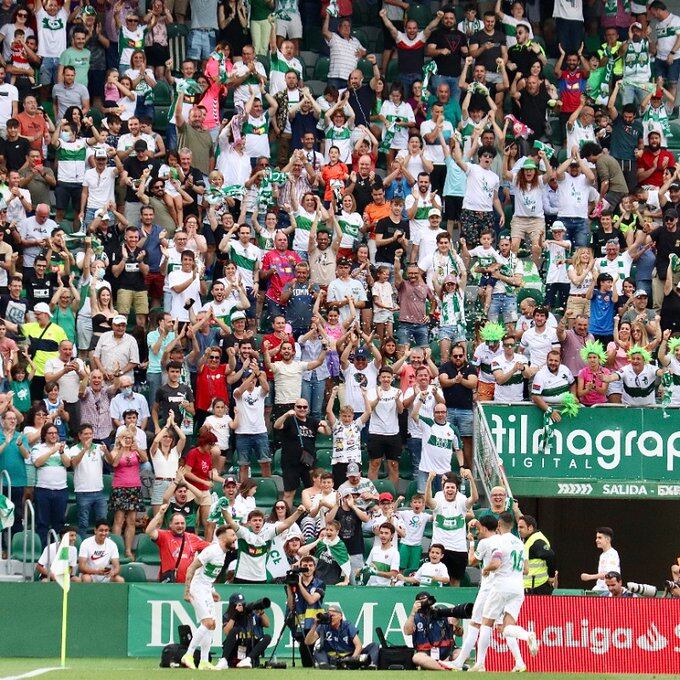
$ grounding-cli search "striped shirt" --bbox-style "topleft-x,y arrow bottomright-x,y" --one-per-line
269,50 -> 302,95
56,139 -> 88,183
327,32 -> 364,79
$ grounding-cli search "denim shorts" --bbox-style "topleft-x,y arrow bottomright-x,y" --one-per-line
40,57 -> 60,86
236,432 -> 271,465
396,321 -> 429,347
447,407 -> 473,438
187,29 -> 216,61
489,293 -> 518,324
438,324 -> 466,342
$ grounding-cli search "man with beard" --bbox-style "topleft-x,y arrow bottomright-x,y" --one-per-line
637,129 -> 676,188
427,6 -> 468,102
553,44 -> 590,143
512,75 -> 551,141
344,59 -> 380,130
261,231 -> 301,320
607,81 -> 644,192
346,154 -> 375,215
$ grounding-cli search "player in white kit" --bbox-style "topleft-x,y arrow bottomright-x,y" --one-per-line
448,514 -> 502,670
181,526 -> 237,670
472,512 -> 538,672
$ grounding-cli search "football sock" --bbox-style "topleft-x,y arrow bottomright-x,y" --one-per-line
476,625 -> 492,667
453,624 -> 480,668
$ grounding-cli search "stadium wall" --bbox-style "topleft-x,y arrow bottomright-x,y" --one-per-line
3,584 -> 679,673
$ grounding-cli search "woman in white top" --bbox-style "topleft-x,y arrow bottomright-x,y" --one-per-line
567,246 -> 596,323
148,411 -> 186,514
379,82 -> 416,167
265,500 -> 303,580
396,133 -> 433,180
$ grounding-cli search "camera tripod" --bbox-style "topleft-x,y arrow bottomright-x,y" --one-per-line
265,610 -> 300,668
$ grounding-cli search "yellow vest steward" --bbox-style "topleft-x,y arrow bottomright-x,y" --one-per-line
523,531 -> 550,589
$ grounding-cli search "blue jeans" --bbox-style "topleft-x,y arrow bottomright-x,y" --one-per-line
489,293 -> 518,324
187,29 -> 216,61
236,433 -> 271,465
166,123 -> 178,152
76,490 -> 107,538
432,75 -> 461,104
327,77 -> 348,90
40,57 -> 60,86
407,437 -> 422,484
401,73 -> 421,98
34,486 -> 68,547
560,216 -> 590,248
301,373 -> 325,421
418,469 -> 442,496
147,371 -> 163,412
446,407 -> 472,438
396,321 -> 429,347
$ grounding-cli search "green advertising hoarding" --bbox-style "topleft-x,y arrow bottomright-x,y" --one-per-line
126,584 -> 478,657
479,404 -> 680,499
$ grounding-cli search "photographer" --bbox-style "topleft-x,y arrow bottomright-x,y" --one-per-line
285,554 -> 326,666
215,593 -> 272,670
668,562 -> 680,597
304,604 -> 379,670
405,592 -> 466,670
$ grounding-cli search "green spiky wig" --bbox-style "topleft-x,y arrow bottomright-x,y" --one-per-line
480,322 -> 506,343
579,340 -> 607,365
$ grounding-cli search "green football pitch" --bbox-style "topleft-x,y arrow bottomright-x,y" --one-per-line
1,660 -> 677,680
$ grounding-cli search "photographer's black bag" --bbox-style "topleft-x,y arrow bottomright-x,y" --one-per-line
376,627 -> 414,670
159,625 -> 212,667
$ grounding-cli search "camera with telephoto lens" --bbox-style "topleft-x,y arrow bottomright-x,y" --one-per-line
430,603 -> 474,620
316,612 -> 332,625
626,582 -> 658,597
245,597 -> 271,613
285,565 -> 309,585
664,580 -> 680,594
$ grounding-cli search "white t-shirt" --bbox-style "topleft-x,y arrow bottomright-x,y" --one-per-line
403,385 -> 442,438
654,12 -> 680,61
168,269 -> 202,322
66,443 -> 105,493
396,508 -> 432,546
520,325 -> 560,367
204,414 -> 232,450
31,443 -> 67,490
36,7 -> 68,58
331,419 -> 364,465
366,543 -> 401,585
545,240 -> 571,285
272,360 -> 308,405
512,174 -> 545,218
553,0 -> 582,21
415,227 -> 447,271
418,417 -> 462,474
557,172 -> 591,219
79,536 -> 119,573
531,364 -> 574,404
420,119 -> 453,165
367,386 -> 400,435
234,524 -> 277,581
463,164 -> 499,212
192,542 -> 227,589
412,560 -> 449,585
405,192 -> 441,245
44,357 -> 84,403
594,547 -> 620,591
342,361 -> 379,412
0,82 -> 17,126
491,353 -> 527,404
615,364 -> 659,406
474,534 -> 503,592
235,386 -> 267,435
380,99 -> 415,150
431,491 -> 468,552
39,540 -> 78,572
82,167 -> 117,210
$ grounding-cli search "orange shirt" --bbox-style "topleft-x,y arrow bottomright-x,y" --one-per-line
320,161 -> 348,202
17,111 -> 47,155
363,200 -> 392,240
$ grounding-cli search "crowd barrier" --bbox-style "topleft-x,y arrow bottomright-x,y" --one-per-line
2,583 -> 678,672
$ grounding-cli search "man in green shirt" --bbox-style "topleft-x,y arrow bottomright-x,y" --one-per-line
58,26 -> 91,86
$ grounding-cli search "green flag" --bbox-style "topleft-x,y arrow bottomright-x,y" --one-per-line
315,536 -> 351,578
0,492 -> 14,530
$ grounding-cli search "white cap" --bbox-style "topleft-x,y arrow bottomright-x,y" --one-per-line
33,302 -> 52,317
112,315 -> 127,325
551,220 -> 566,231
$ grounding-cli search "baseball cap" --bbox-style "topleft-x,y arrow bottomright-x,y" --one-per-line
551,220 -> 566,231
429,208 -> 442,218
379,492 -> 394,502
231,310 -> 246,321
33,302 -> 52,317
670,183 -> 680,191
355,347 -> 370,360
337,257 -> 353,267
229,593 -> 246,605
664,208 -> 679,220
346,462 -> 361,476
284,534 -> 302,544
112,314 -> 127,325
633,289 -> 648,298
94,148 -> 108,159
340,487 -> 355,498
223,476 -> 237,486
133,139 -> 148,152
523,158 -> 538,170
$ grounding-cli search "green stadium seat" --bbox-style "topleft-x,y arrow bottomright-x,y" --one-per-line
398,448 -> 413,480
386,59 -> 399,86
10,530 -> 42,560
153,107 -> 169,135
363,536 -> 374,559
303,30 -> 322,52
313,56 -> 330,82
306,80 -> 327,98
153,80 -> 173,106
406,4 -> 432,29
120,562 -> 147,582
351,28 -> 369,50
668,122 -> 680,149
357,58 -> 374,80
167,23 -> 188,68
300,50 -> 318,80
315,449 -> 332,471
109,533 -> 131,565
67,471 -> 75,503
517,287 -> 543,305
373,478 -> 397,499
135,534 -> 161,566
254,478 -> 279,507
403,479 -> 418,502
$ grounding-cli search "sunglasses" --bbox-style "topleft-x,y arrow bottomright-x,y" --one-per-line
295,405 -> 309,410
210,355 -> 220,359
452,354 -> 464,358
17,12 -> 28,17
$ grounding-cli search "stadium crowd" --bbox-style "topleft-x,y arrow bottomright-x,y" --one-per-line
0,0 -> 679,609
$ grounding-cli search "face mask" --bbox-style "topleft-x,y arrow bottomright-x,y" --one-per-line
122,386 -> 133,397
96,269 -> 105,280
60,132 -> 71,143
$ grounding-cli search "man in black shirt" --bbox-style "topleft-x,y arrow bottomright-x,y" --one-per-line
439,344 -> 478,469
345,155 -> 375,215
507,24 -> 545,79
469,12 -> 507,85
460,57 -> 504,113
375,198 -> 409,268
120,140 -> 159,227
345,65 -> 379,130
426,6 -> 468,102
0,275 -> 28,337
178,148 -> 206,220
26,254 -> 57,307
649,208 -> 680,307
110,225 -> 149,327
512,75 -> 550,141
274,398 -> 330,508
0,119 -> 30,171
152,361 -> 195,434
329,488 -> 370,582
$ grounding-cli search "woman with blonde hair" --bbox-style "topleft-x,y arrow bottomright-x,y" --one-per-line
107,428 -> 148,559
566,247 -> 596,324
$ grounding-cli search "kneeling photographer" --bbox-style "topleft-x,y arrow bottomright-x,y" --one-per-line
304,604 -> 379,669
216,593 -> 272,669
404,592 -> 473,670
285,554 -> 326,667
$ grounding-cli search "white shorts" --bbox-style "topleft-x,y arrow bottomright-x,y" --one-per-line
190,584 -> 216,622
276,14 -> 303,39
373,307 -> 394,324
471,587 -> 491,625
482,589 -> 524,622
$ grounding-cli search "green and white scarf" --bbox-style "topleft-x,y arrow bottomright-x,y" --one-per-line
315,536 -> 351,577
421,61 -> 437,102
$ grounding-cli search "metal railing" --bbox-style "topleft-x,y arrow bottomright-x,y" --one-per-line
23,499 -> 35,580
0,470 -> 11,574
45,529 -> 59,575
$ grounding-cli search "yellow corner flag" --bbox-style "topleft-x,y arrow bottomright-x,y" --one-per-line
49,532 -> 71,666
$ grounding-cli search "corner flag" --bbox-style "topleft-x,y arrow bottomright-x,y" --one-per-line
49,532 -> 71,667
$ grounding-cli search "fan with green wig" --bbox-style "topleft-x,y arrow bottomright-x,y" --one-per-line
627,344 -> 652,363
480,322 -> 506,344
579,340 -> 607,366
538,393 -> 581,450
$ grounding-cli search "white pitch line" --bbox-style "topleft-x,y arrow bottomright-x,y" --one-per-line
0,667 -> 63,680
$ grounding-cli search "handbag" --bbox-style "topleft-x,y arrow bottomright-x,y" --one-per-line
27,322 -> 52,358
159,531 -> 187,583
